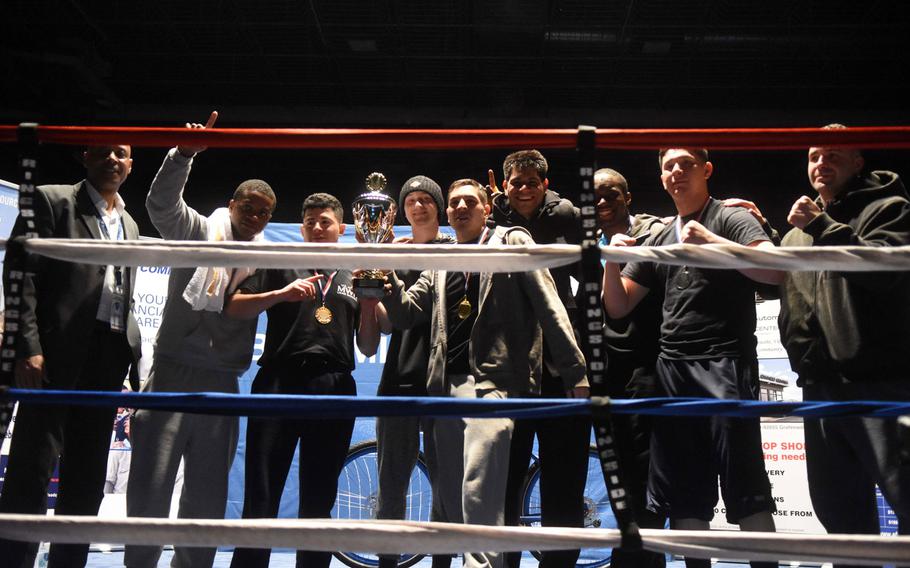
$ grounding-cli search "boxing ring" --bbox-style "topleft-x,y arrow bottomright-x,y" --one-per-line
1,124 -> 910,566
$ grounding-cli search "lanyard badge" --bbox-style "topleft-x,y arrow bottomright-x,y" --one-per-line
98,212 -> 126,332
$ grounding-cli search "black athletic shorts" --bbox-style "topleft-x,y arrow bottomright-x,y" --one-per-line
647,356 -> 776,524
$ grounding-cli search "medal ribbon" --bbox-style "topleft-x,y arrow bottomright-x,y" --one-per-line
461,227 -> 490,292
456,227 -> 490,319
315,270 -> 338,306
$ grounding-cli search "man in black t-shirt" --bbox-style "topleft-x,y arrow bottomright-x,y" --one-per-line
602,149 -> 782,568
225,193 -> 381,568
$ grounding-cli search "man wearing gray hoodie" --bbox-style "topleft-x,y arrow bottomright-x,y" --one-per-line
381,178 -> 587,568
125,112 -> 277,568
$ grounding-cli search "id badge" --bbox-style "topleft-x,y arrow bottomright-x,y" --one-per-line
110,287 -> 126,333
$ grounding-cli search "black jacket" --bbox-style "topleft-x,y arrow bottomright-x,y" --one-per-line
377,233 -> 456,395
488,189 -> 581,307
778,170 -> 910,384
3,182 -> 142,388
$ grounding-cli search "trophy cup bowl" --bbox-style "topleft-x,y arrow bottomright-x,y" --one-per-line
352,172 -> 397,298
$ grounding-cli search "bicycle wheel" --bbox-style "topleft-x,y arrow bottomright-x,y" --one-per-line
521,445 -> 615,568
332,440 -> 433,568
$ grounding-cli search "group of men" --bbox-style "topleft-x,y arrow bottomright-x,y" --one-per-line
599,136 -> 910,568
0,115 -> 908,568
0,111 -> 380,568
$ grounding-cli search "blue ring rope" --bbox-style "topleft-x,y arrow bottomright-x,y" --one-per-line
1,388 -> 908,419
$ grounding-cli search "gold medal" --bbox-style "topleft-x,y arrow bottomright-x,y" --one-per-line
457,296 -> 472,320
315,305 -> 333,325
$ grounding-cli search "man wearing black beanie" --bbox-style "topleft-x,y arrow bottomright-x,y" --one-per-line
375,175 -> 455,568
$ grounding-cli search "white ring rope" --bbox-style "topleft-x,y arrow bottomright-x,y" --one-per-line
12,239 -> 579,273
0,515 -> 906,566
5,238 -> 910,273
605,242 -> 910,272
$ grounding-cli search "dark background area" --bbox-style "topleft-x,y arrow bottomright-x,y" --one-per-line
2,0 -> 909,235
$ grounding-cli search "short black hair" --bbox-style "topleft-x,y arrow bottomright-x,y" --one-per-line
302,192 -> 344,222
594,168 -> 629,195
502,149 -> 548,180
233,179 -> 276,206
658,148 -> 709,167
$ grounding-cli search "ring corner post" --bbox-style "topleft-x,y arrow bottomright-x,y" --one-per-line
0,123 -> 40,435
576,124 -> 643,553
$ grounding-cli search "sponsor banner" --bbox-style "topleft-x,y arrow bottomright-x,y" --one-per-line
755,298 -> 787,360
709,301 -> 896,538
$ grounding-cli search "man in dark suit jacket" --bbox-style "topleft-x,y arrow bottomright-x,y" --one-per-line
0,144 -> 142,568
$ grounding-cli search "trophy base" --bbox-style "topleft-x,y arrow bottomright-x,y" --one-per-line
353,277 -> 387,299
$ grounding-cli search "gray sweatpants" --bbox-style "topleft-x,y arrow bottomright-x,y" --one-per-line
125,359 -> 240,568
375,413 -> 440,567
432,375 -> 514,568
462,386 -> 514,568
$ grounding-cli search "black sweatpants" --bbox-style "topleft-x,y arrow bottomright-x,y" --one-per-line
0,326 -> 132,568
602,357 -> 667,568
503,370 -> 590,568
803,379 -> 910,568
230,366 -> 356,568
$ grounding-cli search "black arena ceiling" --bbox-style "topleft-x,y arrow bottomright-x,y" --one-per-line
2,0 -> 909,127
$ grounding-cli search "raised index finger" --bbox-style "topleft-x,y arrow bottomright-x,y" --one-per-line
205,110 -> 219,129
304,274 -> 325,283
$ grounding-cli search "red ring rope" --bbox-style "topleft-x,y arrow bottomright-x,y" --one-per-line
1,125 -> 909,150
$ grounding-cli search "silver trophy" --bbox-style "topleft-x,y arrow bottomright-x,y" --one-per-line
352,172 -> 397,298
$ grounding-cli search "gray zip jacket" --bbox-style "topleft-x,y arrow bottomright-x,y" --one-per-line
145,148 -> 259,373
381,225 -> 588,396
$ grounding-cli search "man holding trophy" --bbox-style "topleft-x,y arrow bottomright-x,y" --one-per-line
369,174 -> 459,568
379,178 -> 588,568
224,191 -> 381,568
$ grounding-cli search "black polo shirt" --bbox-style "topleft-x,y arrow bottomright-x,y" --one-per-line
239,268 -> 360,372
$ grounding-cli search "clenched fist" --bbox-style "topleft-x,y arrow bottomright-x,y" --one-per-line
788,196 -> 822,229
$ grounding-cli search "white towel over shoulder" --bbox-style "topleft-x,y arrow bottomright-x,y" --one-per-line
182,207 -> 263,311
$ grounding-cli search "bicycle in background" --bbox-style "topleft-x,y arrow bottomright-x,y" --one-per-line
331,441 -> 614,568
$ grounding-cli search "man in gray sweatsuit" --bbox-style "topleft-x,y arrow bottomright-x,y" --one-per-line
125,112 -> 277,568
380,178 -> 588,568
